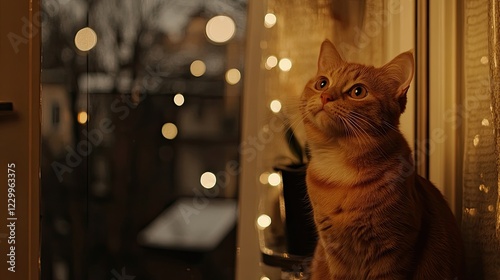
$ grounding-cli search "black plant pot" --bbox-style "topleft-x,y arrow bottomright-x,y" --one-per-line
274,164 -> 317,256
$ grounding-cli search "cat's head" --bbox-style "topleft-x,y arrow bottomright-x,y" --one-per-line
300,39 -> 414,144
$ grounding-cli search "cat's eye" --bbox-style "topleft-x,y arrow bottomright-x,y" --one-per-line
315,77 -> 329,90
347,85 -> 368,99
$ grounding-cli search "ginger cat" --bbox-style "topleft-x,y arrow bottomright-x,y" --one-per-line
300,40 -> 464,280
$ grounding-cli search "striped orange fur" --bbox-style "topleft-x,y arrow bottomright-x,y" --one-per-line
301,40 -> 464,280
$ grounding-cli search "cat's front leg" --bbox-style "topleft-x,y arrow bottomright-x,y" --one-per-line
311,243 -> 355,280
310,243 -> 333,280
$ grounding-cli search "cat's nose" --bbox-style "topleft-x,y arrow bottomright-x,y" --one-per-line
321,93 -> 334,105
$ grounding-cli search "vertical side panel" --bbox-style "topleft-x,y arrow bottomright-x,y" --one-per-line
0,0 -> 41,279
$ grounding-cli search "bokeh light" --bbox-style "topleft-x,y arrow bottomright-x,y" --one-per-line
77,111 -> 88,124
265,55 -> 278,70
190,60 -> 206,77
225,68 -> 241,85
269,100 -> 282,113
278,58 -> 292,72
161,123 -> 178,140
257,214 -> 272,229
264,13 -> 277,28
200,172 -> 217,189
267,172 -> 281,186
473,134 -> 480,147
74,27 -> 97,52
259,172 -> 270,184
206,15 -> 236,44
480,56 -> 489,64
173,93 -> 185,106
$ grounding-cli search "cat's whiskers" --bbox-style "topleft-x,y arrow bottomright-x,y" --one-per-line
345,114 -> 391,160
347,112 -> 398,158
341,115 -> 365,145
351,120 -> 387,158
290,110 -> 309,129
337,114 -> 378,161
382,120 -> 400,133
349,111 -> 386,136
337,115 -> 356,140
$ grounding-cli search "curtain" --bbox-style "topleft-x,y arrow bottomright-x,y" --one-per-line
259,0 -> 389,166
461,0 -> 500,279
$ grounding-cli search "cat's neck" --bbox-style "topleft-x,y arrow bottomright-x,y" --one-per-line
310,129 -> 410,159
307,130 -> 413,187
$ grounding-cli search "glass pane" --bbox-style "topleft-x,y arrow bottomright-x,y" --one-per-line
41,1 -> 247,279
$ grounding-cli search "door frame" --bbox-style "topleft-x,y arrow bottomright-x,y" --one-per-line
0,0 -> 40,279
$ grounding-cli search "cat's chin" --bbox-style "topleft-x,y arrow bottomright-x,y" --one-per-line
312,111 -> 346,137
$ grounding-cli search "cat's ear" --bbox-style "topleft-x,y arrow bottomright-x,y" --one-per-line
318,39 -> 344,72
382,50 -> 414,112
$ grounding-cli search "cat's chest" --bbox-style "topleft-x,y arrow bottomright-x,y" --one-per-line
306,171 -> 368,233
307,148 -> 360,186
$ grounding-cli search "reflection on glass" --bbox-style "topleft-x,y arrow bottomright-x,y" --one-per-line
41,1 -> 246,278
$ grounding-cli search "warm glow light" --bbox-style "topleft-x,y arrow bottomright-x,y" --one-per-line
161,123 -> 178,140
206,15 -> 236,44
74,27 -> 97,52
77,111 -> 88,124
174,93 -> 185,106
465,207 -> 477,216
278,58 -> 292,72
480,56 -> 489,64
267,172 -> 281,186
473,134 -> 480,147
257,214 -> 272,229
225,68 -> 241,85
190,60 -> 206,77
265,55 -> 278,70
259,172 -> 270,184
269,100 -> 282,113
264,13 -> 277,28
200,172 -> 217,189
261,277 -> 271,280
